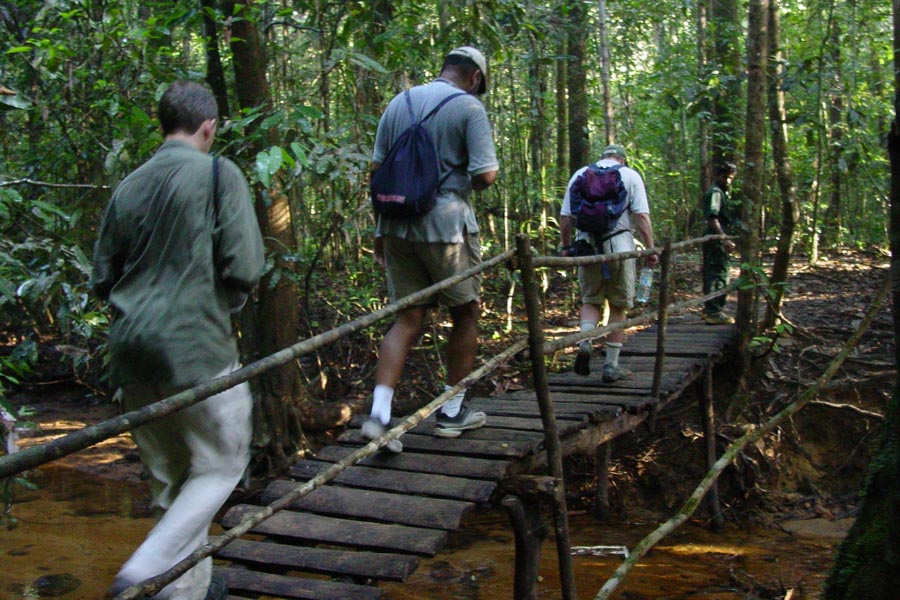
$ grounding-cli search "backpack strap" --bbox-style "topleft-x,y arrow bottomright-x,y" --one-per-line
211,156 -> 221,228
399,90 -> 468,192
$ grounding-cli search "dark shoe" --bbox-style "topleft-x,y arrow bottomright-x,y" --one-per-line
602,363 -> 630,383
703,312 -> 735,325
435,404 -> 486,438
573,344 -> 592,376
361,417 -> 403,453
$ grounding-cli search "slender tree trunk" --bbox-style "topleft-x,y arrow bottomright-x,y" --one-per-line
567,1 -> 590,169
228,0 -> 307,474
526,6 -> 548,251
736,0 -> 768,387
597,0 -> 615,144
697,0 -> 712,202
711,0 -> 742,167
809,0 -> 838,263
824,2 -> 900,595
823,28 -> 844,247
763,0 -> 799,329
556,31 -> 569,190
201,0 -> 230,120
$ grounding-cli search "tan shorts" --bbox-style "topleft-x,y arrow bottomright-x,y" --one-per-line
579,257 -> 636,309
383,234 -> 482,307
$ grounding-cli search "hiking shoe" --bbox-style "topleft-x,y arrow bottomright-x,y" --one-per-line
435,404 -> 487,438
573,343 -> 592,376
703,312 -> 735,325
361,417 -> 403,453
602,363 -> 629,383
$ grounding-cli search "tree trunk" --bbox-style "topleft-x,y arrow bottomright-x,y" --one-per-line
711,0 -> 742,167
824,2 -> 900,595
201,0 -> 230,121
735,0 -> 767,387
763,0 -> 799,329
556,31 -> 569,190
567,1 -> 590,169
228,0 -> 308,474
597,0 -> 615,144
697,0 -> 712,205
822,29 -> 844,247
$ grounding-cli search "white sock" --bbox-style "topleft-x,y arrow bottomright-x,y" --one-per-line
441,385 -> 466,417
605,342 -> 622,366
370,384 -> 394,425
579,321 -> 596,353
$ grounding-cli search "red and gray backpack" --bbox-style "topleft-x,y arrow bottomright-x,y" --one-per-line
568,163 -> 629,237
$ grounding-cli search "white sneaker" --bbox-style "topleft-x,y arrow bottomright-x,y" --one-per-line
434,404 -> 486,438
361,417 -> 402,453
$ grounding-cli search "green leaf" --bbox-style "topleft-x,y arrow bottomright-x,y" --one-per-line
5,46 -> 33,54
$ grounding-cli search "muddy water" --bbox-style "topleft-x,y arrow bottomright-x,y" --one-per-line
1,468 -> 847,599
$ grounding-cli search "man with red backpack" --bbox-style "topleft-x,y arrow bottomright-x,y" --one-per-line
559,144 -> 658,381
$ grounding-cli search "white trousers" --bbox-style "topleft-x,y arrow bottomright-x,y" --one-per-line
114,363 -> 252,600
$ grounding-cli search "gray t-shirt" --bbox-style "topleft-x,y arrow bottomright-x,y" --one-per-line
373,79 -> 498,243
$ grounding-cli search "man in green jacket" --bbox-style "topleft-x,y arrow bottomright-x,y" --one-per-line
93,81 -> 264,600
702,162 -> 738,324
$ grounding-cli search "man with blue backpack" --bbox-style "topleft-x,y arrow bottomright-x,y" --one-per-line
363,46 -> 499,452
559,144 -> 657,381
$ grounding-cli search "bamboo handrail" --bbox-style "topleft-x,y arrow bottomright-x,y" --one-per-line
0,233 -> 745,600
0,248 -> 516,480
115,338 -> 530,599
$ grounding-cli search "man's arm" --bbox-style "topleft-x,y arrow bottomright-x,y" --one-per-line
560,215 -> 575,249
632,212 -> 659,266
214,160 -> 265,310
707,214 -> 736,251
472,169 -> 497,191
91,203 -> 122,301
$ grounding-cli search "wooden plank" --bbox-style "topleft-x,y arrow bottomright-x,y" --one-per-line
472,403 -> 621,422
337,430 -> 536,458
289,460 -> 496,503
349,414 -> 586,437
409,424 -> 556,442
345,425 -> 547,446
314,445 -> 512,480
262,481 -> 475,530
219,539 -> 419,582
535,391 -> 656,413
548,370 -> 693,392
625,346 -> 716,358
221,505 -> 447,556
468,397 -> 623,415
221,566 -> 385,600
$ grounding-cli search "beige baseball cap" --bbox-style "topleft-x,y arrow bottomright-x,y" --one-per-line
447,46 -> 488,94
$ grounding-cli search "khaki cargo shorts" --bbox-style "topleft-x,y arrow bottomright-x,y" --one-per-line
383,234 -> 482,307
579,256 -> 636,309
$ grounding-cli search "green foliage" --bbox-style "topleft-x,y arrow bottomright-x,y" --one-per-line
0,0 -> 892,393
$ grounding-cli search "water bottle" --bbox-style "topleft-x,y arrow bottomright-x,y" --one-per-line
636,267 -> 653,303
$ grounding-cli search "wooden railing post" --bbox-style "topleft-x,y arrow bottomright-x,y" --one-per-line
515,234 -> 576,600
701,360 -> 725,531
594,442 -> 612,520
648,240 -> 673,432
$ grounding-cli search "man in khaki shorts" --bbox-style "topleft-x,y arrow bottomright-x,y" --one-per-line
559,144 -> 657,382
364,47 -> 499,452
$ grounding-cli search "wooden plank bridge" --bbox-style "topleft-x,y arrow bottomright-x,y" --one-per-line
215,316 -> 736,600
